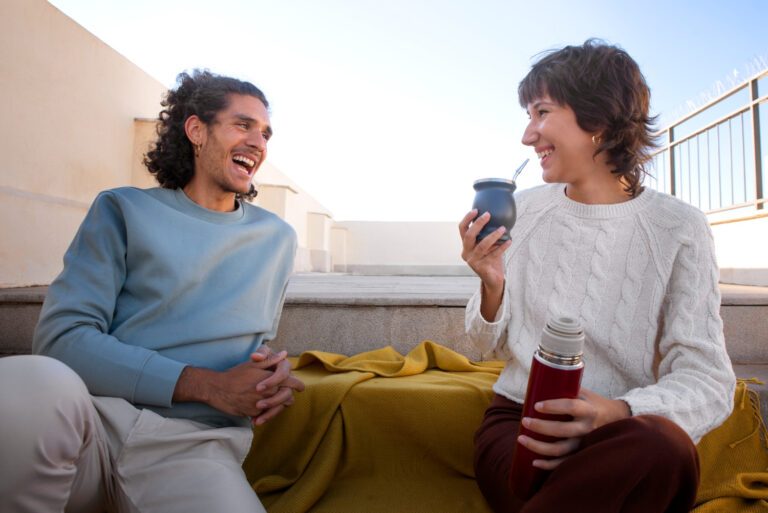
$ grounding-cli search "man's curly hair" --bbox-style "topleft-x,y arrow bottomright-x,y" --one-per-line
518,39 -> 658,197
144,69 -> 269,202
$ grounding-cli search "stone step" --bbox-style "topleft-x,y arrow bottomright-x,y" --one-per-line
1,277 -> 766,362
2,276 -> 767,419
276,274 -> 768,419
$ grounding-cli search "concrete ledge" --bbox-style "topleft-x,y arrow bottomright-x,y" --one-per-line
284,274 -> 479,306
2,277 -> 766,420
0,286 -> 46,356
272,303 -> 479,359
2,277 -> 767,362
336,265 -> 475,277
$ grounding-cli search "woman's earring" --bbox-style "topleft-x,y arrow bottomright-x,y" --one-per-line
592,135 -> 602,146
193,142 -> 201,157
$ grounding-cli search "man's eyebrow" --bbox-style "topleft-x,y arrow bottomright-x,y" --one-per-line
234,114 -> 273,137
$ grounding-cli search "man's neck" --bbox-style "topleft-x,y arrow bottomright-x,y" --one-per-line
182,183 -> 238,212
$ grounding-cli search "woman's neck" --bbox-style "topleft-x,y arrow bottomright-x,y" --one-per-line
564,179 -> 633,204
563,158 -> 634,204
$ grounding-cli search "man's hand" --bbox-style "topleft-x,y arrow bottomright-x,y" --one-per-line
516,388 -> 631,470
248,345 -> 305,425
173,345 -> 305,425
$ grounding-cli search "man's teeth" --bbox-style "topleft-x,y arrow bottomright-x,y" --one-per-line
537,149 -> 553,159
233,155 -> 256,168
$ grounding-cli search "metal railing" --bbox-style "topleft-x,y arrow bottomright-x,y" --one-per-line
647,69 -> 767,221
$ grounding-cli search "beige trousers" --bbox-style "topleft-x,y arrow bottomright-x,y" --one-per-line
0,355 -> 266,513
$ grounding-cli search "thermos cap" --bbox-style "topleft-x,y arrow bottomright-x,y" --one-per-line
541,317 -> 584,356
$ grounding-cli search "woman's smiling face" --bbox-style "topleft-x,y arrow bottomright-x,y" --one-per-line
521,95 -> 599,186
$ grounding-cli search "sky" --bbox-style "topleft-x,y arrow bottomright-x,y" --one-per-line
48,0 -> 768,221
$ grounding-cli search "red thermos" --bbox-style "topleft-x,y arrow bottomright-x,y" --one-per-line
508,316 -> 585,500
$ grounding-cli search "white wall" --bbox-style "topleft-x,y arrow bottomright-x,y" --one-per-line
711,216 -> 768,286
332,221 -> 471,275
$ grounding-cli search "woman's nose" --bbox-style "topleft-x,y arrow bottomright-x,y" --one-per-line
521,121 -> 537,146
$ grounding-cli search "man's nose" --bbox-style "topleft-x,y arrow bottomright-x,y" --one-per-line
247,132 -> 266,151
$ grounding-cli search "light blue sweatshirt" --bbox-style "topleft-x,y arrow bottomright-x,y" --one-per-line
33,187 -> 297,427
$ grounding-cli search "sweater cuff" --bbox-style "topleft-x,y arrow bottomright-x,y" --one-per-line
133,353 -> 187,407
468,284 -> 508,325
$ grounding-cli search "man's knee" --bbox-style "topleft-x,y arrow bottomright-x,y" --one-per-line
0,355 -> 92,427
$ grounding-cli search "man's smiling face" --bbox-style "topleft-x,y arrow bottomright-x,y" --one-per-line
194,93 -> 272,198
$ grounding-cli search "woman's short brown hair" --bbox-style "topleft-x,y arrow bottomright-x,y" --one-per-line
518,39 -> 657,197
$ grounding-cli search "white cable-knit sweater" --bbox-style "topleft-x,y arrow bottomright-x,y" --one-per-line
465,183 -> 736,443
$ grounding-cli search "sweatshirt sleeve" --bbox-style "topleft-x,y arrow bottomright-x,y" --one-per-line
618,213 -> 736,443
32,192 -> 186,407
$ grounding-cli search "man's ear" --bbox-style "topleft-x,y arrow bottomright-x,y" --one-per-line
184,115 -> 205,147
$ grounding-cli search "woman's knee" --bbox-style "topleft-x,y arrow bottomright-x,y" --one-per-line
631,416 -> 697,457
608,414 -> 699,478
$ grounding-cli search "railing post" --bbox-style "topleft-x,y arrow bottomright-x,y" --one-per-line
668,127 -> 676,196
751,78 -> 764,210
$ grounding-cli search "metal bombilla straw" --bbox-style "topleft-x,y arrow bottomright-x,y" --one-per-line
512,158 -> 529,183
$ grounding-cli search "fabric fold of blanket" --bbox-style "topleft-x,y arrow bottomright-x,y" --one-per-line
242,341 -> 767,513
243,341 -> 501,513
694,379 -> 768,512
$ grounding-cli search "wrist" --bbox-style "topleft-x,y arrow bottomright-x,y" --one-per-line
611,399 -> 632,421
480,279 -> 505,322
173,366 -> 218,403
481,279 -> 504,302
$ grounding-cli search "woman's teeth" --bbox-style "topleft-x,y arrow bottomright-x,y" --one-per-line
537,149 -> 553,159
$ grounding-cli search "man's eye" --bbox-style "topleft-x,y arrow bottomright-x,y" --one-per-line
237,122 -> 249,129
262,132 -> 271,141
538,109 -> 548,116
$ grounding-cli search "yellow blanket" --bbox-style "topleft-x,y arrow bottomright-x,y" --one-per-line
694,379 -> 768,512
243,341 -> 768,512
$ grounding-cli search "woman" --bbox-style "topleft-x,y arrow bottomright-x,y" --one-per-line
459,40 -> 735,512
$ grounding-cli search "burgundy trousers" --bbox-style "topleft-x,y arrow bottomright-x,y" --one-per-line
474,394 -> 700,513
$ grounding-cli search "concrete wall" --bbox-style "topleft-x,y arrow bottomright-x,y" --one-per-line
332,221 -> 472,275
712,216 -> 768,286
0,0 -> 336,285
0,0 -> 166,287
252,163 -> 334,272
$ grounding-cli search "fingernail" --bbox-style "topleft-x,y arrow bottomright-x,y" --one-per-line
517,435 -> 528,444
483,212 -> 490,218
522,417 -> 531,427
496,226 -> 505,232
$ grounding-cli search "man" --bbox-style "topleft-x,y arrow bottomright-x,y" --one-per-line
0,70 -> 304,513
